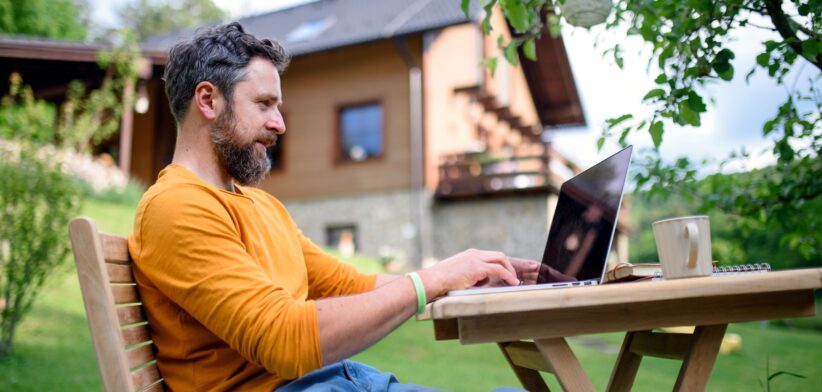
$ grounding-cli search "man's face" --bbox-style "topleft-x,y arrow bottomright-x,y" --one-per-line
210,57 -> 286,186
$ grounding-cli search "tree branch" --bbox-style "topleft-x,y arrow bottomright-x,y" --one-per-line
763,0 -> 822,70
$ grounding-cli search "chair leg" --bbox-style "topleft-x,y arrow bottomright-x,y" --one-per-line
498,342 -> 551,392
535,338 -> 596,392
606,331 -> 645,392
673,324 -> 727,392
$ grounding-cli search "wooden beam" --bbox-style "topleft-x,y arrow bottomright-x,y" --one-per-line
607,332 -> 645,392
503,341 -> 554,373
674,325 -> 728,391
535,338 -> 595,392
630,330 -> 694,360
498,342 -> 551,392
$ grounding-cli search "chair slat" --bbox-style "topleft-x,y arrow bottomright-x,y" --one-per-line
101,233 -> 131,263
121,324 -> 153,347
117,305 -> 147,326
70,218 -> 136,391
108,263 -> 136,283
138,379 -> 164,392
112,284 -> 140,304
127,344 -> 157,370
132,364 -> 162,390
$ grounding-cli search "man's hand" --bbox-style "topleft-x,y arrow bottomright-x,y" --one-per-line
417,249 -> 538,299
469,256 -> 541,289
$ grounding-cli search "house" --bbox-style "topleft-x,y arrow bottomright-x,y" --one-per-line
2,0 -> 630,268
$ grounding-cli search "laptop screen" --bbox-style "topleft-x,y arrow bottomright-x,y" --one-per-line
537,146 -> 633,284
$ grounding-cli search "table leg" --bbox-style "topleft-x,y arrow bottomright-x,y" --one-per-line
498,342 -> 551,392
673,324 -> 728,392
535,338 -> 596,392
606,331 -> 645,392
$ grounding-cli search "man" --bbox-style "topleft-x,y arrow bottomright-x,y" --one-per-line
128,22 -> 538,391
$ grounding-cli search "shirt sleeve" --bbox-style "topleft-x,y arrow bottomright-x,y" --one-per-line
133,187 -> 322,379
299,233 -> 377,300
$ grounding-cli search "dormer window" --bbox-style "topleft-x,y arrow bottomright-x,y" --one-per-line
285,16 -> 336,43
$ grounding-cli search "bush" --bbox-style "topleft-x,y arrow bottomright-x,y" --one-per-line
0,144 -> 82,357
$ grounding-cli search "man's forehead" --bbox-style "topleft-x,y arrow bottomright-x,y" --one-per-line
238,59 -> 281,94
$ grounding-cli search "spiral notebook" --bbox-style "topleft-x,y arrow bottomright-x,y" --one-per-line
603,262 -> 771,283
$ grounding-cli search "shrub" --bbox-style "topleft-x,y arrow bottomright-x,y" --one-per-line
0,144 -> 82,357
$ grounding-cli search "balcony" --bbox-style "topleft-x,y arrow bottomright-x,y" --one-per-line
436,143 -> 579,199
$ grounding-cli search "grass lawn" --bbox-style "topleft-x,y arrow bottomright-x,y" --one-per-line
1,198 -> 820,391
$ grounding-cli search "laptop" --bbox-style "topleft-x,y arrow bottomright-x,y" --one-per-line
448,145 -> 633,296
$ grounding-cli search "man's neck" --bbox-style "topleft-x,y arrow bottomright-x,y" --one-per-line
171,124 -> 235,192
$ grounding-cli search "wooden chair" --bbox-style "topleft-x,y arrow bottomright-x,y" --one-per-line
69,217 -> 163,392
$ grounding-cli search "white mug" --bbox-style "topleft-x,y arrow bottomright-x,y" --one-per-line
652,216 -> 713,279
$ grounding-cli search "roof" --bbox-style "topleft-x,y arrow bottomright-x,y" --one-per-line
0,34 -> 166,64
142,0 -> 479,56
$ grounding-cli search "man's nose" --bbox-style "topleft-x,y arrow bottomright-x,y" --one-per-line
267,112 -> 286,135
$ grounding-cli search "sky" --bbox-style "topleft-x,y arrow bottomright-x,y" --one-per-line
90,0 -> 818,171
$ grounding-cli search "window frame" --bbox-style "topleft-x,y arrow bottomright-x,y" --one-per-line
334,99 -> 386,165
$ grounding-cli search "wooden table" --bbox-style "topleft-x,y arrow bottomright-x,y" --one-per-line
419,269 -> 822,391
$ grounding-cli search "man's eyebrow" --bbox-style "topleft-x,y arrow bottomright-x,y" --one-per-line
255,94 -> 280,102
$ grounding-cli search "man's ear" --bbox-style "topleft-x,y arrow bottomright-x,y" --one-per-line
193,81 -> 221,121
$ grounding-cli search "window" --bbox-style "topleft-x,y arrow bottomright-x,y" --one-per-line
285,16 -> 336,43
325,224 -> 358,257
338,102 -> 384,162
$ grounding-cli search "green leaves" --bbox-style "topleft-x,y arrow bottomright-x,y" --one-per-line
523,37 -> 537,61
642,88 -> 666,101
500,0 -> 530,33
649,121 -> 664,148
503,40 -> 520,65
712,48 -> 735,81
482,57 -> 498,76
606,114 -> 633,128
461,0 -> 471,17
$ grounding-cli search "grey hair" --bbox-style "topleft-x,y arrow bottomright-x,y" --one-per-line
162,22 -> 290,124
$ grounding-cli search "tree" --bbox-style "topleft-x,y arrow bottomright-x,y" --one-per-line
463,0 -> 820,260
116,0 -> 226,40
0,0 -> 88,40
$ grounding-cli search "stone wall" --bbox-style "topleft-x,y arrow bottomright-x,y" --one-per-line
431,194 -> 555,261
282,190 -> 417,267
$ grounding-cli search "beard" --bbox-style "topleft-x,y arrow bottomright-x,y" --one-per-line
209,104 -> 272,186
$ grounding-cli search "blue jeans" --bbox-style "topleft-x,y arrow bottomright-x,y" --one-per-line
275,361 -> 441,391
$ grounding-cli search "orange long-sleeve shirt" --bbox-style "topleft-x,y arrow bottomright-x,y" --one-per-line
127,165 -> 377,391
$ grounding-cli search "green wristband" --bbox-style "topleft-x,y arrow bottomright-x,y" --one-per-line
405,272 -> 427,315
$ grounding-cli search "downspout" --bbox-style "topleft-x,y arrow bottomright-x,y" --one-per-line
393,36 -> 427,268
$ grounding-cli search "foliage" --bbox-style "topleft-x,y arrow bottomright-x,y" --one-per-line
116,0 -> 227,40
462,0 -> 821,260
0,73 -> 57,144
1,30 -> 142,155
0,144 -> 82,357
0,0 -> 88,40
60,29 -> 143,154
0,28 -> 141,357
628,179 -> 819,270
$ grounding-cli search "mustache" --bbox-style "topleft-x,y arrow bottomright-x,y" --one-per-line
257,134 -> 278,147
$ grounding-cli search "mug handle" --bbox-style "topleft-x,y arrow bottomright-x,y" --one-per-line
683,223 -> 699,268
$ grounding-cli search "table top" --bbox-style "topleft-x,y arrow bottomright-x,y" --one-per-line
422,268 -> 822,320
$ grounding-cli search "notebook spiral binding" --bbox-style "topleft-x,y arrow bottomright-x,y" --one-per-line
652,263 -> 771,278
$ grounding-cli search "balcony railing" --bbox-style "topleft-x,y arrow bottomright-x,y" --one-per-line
436,143 -> 578,199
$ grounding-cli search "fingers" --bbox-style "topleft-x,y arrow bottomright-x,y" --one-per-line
483,263 -> 520,286
473,250 -> 517,277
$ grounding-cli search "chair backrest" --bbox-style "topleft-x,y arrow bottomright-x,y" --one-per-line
69,217 -> 163,392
